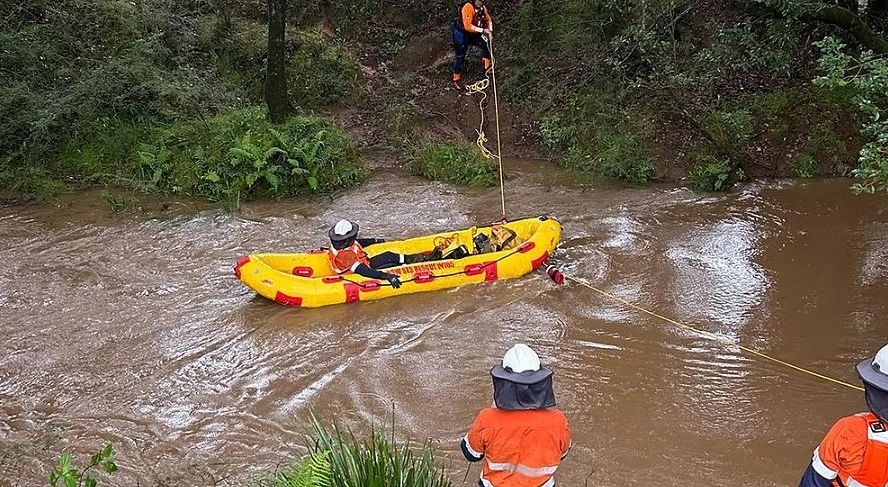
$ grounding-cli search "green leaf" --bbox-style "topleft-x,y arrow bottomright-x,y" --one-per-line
264,172 -> 281,189
103,460 -> 118,474
308,176 -> 319,191
65,476 -> 76,487
204,170 -> 220,183
84,476 -> 97,487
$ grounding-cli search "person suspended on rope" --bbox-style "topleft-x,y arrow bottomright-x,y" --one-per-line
799,343 -> 888,487
326,219 -> 441,289
452,0 -> 493,91
461,344 -> 571,487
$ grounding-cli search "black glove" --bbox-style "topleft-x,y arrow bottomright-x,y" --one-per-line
386,274 -> 402,289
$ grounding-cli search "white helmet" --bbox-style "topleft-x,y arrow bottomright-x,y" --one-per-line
502,344 -> 541,373
857,343 -> 888,392
328,219 -> 359,249
490,344 -> 555,411
333,219 -> 353,236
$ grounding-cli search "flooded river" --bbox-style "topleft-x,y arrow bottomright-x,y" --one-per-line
1,163 -> 887,486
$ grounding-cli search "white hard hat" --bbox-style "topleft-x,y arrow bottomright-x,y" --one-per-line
502,344 -> 541,373
333,219 -> 353,236
858,343 -> 888,392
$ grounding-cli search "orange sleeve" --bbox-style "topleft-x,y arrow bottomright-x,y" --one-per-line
815,415 -> 868,477
466,409 -> 490,456
461,4 -> 477,32
561,416 -> 572,457
485,10 -> 492,29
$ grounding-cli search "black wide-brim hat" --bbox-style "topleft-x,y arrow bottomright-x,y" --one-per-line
490,365 -> 556,411
491,365 -> 553,384
328,221 -> 359,249
857,358 -> 888,392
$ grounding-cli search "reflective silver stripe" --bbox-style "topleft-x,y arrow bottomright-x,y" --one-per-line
463,435 -> 484,460
844,477 -> 868,487
480,476 -> 555,487
486,459 -> 559,477
811,448 -> 838,479
867,425 -> 888,445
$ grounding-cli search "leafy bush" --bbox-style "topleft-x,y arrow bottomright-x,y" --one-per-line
814,37 -> 888,194
793,154 -> 819,178
49,443 -> 117,487
0,0 -> 238,156
688,156 -> 741,191
199,23 -> 363,108
409,141 -> 497,187
702,109 -> 754,149
560,135 -> 653,185
539,116 -> 575,151
270,451 -> 332,487
289,30 -> 363,108
136,108 -> 367,208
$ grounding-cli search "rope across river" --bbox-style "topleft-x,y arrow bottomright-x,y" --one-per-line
563,274 -> 865,392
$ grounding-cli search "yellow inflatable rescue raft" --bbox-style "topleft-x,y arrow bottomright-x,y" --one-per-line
234,216 -> 562,308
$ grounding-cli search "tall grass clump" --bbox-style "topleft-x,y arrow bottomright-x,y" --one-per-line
262,417 -> 451,487
409,141 -> 496,187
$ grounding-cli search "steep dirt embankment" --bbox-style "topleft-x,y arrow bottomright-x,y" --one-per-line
332,26 -> 547,167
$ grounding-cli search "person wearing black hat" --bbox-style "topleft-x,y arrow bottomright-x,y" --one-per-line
799,344 -> 888,487
461,344 -> 571,487
326,219 -> 440,289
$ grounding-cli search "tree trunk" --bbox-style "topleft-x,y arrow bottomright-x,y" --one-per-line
266,0 -> 292,123
803,6 -> 888,54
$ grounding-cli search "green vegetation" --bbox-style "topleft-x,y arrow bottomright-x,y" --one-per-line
793,154 -> 820,178
497,0 -> 884,189
0,0 -> 365,203
409,141 -> 497,187
135,109 -> 366,209
50,444 -> 117,487
547,95 -> 653,185
688,156 -> 744,192
260,417 -> 450,487
814,36 -> 888,194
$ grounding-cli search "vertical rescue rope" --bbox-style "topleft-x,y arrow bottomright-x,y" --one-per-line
465,34 -> 507,221
488,34 -> 506,221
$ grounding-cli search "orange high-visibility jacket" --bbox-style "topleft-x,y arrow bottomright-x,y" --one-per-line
464,407 -> 570,487
811,412 -> 888,487
460,2 -> 492,34
327,242 -> 369,274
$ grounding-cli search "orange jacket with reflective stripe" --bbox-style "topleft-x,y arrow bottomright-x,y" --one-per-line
460,2 -> 492,34
466,407 -> 570,487
812,412 -> 888,487
327,242 -> 369,274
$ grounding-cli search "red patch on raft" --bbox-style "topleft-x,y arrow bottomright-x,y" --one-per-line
292,266 -> 314,277
234,255 -> 250,279
531,251 -> 550,270
274,291 -> 303,307
344,283 -> 360,303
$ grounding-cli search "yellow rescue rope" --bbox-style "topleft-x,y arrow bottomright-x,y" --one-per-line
564,274 -> 865,392
465,34 -> 507,220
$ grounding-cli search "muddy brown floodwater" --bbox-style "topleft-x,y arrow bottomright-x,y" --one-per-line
1,162 -> 887,486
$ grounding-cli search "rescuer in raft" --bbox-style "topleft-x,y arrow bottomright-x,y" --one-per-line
461,344 -> 571,487
799,343 -> 888,487
452,0 -> 493,90
327,219 -> 440,289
